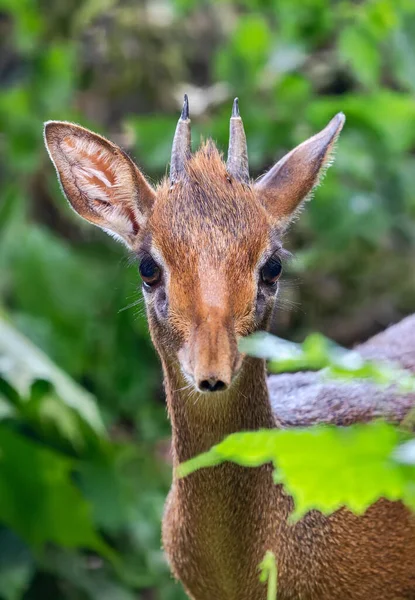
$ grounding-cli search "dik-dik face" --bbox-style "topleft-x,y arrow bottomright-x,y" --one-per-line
44,98 -> 344,394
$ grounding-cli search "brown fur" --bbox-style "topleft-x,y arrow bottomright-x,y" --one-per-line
44,119 -> 415,600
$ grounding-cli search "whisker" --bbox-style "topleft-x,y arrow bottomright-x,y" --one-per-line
119,296 -> 145,313
237,388 -> 248,401
193,390 -> 203,406
126,251 -> 139,268
280,276 -> 302,289
274,297 -> 302,312
174,382 -> 194,394
133,305 -> 147,319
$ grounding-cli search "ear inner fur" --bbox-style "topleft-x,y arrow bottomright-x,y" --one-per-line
44,121 -> 155,248
255,113 -> 345,226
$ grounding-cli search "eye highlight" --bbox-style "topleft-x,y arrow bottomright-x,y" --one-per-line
261,254 -> 282,286
139,255 -> 161,288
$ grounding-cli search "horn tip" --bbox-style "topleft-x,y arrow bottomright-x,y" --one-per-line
181,94 -> 189,121
232,97 -> 240,118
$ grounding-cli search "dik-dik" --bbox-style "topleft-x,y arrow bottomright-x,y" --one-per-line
44,97 -> 415,599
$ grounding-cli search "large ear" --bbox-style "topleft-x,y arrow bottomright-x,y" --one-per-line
44,121 -> 156,248
255,113 -> 345,227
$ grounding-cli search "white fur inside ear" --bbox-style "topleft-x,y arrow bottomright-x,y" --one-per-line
45,121 -> 156,248
61,137 -> 118,200
58,134 -> 143,244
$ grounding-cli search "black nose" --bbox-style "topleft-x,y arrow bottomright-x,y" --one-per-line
199,378 -> 227,393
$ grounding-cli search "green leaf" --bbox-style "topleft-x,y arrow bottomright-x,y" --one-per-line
239,331 -> 415,394
178,422 -> 415,520
339,26 -> 381,88
0,426 -> 110,557
0,393 -> 16,421
40,549 -> 136,600
27,383 -> 85,449
0,317 -> 104,435
308,92 -> 415,153
0,530 -> 34,600
78,453 -> 132,533
233,16 -> 272,62
127,116 -> 176,173
259,551 -> 278,600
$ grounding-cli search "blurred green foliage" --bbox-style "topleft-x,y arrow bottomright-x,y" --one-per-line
2,0 -> 415,597
240,330 -> 415,391
0,318 -> 181,599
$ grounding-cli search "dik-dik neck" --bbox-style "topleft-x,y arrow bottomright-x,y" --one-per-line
162,356 -> 280,599
163,356 -> 275,465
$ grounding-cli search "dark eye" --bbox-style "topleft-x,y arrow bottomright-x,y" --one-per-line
261,255 -> 282,286
139,255 -> 161,288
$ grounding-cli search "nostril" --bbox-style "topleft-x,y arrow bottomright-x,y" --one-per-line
211,380 -> 226,392
199,379 -> 227,393
199,380 -> 210,392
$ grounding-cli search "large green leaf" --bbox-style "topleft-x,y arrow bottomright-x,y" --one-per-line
178,422 -> 415,520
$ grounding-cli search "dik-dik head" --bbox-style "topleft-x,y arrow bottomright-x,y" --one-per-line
44,97 -> 344,394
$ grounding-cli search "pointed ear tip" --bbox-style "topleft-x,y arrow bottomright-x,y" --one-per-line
43,121 -> 57,146
333,112 -> 346,130
44,120 -> 55,133
44,120 -> 81,133
44,120 -> 66,129
43,120 -> 71,142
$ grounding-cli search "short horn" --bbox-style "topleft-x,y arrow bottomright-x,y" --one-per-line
227,98 -> 249,183
170,94 -> 191,182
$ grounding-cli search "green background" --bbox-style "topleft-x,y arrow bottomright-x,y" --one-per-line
1,0 -> 415,597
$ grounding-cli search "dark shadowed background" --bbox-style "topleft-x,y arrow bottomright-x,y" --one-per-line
1,0 -> 415,598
